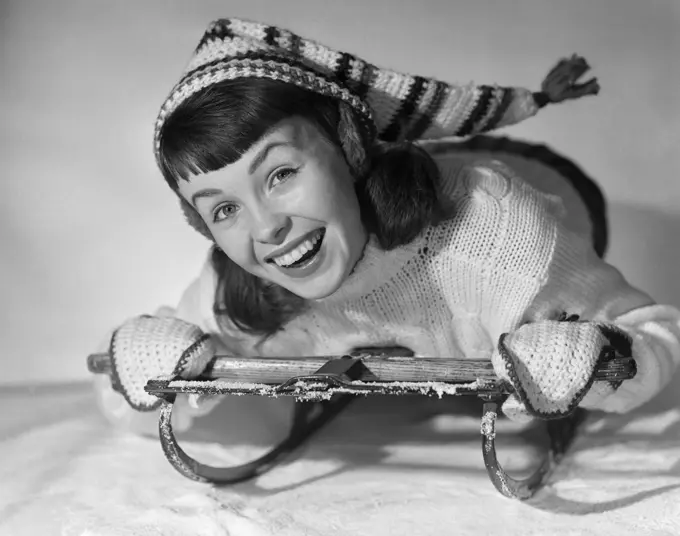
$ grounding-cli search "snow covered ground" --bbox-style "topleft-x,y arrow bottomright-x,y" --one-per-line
1,380 -> 679,536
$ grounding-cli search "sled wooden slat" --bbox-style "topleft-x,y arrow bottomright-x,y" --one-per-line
87,352 -> 637,386
205,355 -> 496,383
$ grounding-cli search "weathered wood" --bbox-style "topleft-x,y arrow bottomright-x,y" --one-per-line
205,355 -> 495,383
87,351 -> 635,385
87,352 -> 493,383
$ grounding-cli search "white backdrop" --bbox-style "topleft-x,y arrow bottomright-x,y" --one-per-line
1,0 -> 678,385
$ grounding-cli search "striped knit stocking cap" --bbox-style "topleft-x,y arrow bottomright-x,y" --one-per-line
153,17 -> 575,163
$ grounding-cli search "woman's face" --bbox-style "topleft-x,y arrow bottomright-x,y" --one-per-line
177,116 -> 367,300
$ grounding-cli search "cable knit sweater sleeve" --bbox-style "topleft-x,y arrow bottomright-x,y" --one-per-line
526,217 -> 680,413
466,161 -> 680,413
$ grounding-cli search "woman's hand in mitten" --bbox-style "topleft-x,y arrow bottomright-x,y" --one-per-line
491,315 -> 633,421
109,315 -> 216,412
534,54 -> 600,107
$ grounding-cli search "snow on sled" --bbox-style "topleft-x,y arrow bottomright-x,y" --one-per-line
87,347 -> 636,501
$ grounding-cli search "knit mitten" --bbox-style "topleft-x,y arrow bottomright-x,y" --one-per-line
492,317 -> 633,421
109,315 -> 216,411
533,54 -> 600,107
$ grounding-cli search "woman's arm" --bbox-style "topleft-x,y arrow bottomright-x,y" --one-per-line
521,228 -> 680,414
93,251 -> 222,433
93,251 -> 298,436
465,162 -> 680,416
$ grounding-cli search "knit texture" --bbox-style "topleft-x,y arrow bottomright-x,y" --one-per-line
493,319 -> 632,419
110,315 -> 216,411
191,157 -> 573,363
153,17 -> 543,162
103,151 -> 680,421
179,154 -> 678,420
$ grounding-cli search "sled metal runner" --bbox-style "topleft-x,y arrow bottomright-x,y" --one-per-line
88,350 -> 636,500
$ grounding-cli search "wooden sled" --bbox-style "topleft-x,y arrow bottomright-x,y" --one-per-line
88,348 -> 636,500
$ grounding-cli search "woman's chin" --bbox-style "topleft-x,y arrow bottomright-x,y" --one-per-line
285,277 -> 344,300
270,249 -> 352,300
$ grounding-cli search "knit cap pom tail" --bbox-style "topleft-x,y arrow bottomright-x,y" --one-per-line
534,54 -> 600,107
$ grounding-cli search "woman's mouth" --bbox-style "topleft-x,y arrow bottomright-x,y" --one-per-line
267,228 -> 327,276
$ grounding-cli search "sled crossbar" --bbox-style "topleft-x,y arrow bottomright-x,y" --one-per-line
87,352 -> 636,397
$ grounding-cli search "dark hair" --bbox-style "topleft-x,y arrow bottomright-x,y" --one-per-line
157,78 -> 444,338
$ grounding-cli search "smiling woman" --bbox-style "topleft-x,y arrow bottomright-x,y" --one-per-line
94,17 -> 680,479
176,116 -> 367,301
159,77 -> 443,333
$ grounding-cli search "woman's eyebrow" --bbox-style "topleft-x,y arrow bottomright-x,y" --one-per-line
191,188 -> 223,207
248,141 -> 295,175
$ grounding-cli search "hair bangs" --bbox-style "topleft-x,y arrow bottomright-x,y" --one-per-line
157,78 -> 338,189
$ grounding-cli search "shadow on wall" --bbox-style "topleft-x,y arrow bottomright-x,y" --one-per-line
606,202 -> 680,309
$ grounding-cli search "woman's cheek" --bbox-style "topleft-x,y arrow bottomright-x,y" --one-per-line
222,236 -> 259,271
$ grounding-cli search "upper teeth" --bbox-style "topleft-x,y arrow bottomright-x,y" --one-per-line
273,230 -> 322,267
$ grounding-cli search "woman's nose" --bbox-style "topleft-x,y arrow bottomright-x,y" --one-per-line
252,208 -> 290,245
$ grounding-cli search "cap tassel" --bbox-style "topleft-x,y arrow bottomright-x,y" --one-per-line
534,54 -> 600,108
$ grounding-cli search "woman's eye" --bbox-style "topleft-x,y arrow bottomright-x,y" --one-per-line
213,203 -> 239,223
269,167 -> 298,188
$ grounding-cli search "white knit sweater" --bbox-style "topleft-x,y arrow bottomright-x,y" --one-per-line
95,148 -> 680,430
167,149 -> 680,416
